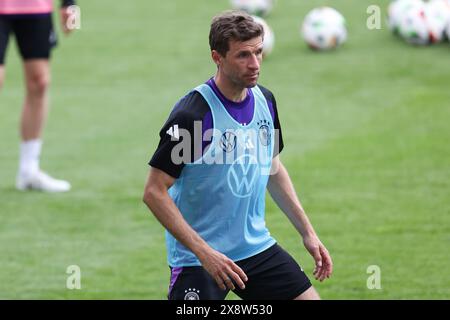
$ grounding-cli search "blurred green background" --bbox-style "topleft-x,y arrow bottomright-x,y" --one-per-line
0,0 -> 449,299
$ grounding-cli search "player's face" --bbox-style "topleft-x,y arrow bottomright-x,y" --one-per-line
220,37 -> 264,89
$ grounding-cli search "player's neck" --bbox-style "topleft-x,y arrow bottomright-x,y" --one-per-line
213,74 -> 247,103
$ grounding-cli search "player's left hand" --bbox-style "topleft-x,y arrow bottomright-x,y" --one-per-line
303,234 -> 333,282
60,7 -> 75,35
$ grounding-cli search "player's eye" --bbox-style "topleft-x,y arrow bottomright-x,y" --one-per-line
238,52 -> 250,58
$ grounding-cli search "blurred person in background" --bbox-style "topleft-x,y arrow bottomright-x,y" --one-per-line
0,0 -> 77,192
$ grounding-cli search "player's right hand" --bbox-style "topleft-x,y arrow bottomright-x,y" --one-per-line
198,248 -> 248,291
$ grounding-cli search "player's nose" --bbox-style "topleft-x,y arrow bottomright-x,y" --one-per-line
248,53 -> 260,70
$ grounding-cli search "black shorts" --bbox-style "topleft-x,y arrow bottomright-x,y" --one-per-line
168,243 -> 312,300
0,14 -> 57,65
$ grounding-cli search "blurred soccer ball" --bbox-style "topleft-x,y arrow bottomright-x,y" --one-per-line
398,3 -> 429,45
230,0 -> 274,17
301,7 -> 347,51
437,0 -> 450,40
388,0 -> 423,34
397,0 -> 450,45
252,16 -> 275,57
390,0 -> 450,44
446,19 -> 450,40
425,0 -> 450,43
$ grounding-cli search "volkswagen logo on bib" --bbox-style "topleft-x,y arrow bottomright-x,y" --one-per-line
227,154 -> 259,198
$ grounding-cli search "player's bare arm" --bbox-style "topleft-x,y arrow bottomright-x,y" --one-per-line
267,156 -> 333,282
143,167 -> 248,291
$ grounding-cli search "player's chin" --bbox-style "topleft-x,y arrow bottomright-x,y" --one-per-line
242,73 -> 259,87
245,78 -> 259,88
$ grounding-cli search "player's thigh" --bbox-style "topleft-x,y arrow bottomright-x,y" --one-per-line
294,286 -> 321,300
168,266 -> 229,300
234,244 -> 312,300
12,14 -> 56,62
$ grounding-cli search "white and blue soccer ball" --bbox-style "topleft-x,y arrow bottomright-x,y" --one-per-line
301,7 -> 347,51
388,0 -> 424,34
252,15 -> 275,57
230,0 -> 274,17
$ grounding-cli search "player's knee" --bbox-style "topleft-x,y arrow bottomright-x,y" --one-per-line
27,72 -> 51,95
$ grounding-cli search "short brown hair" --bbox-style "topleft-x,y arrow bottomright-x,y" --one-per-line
209,10 -> 264,56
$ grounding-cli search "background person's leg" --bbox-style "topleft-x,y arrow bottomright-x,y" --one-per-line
13,15 -> 70,192
17,59 -> 49,178
21,59 -> 50,141
16,59 -> 70,192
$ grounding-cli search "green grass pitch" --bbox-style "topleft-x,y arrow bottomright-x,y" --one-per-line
0,0 -> 449,299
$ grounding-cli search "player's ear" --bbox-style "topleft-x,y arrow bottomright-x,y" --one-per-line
211,50 -> 222,67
